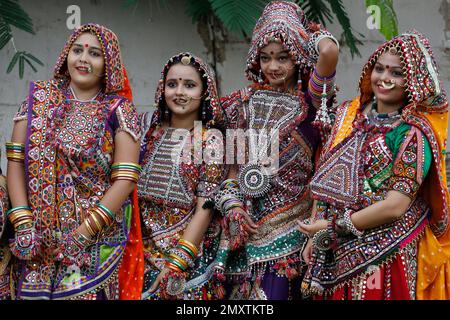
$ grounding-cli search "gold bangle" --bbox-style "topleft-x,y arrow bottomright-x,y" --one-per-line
169,254 -> 188,269
90,212 -> 104,232
84,218 -> 97,238
9,211 -> 32,224
178,239 -> 199,256
14,218 -> 33,229
93,208 -> 112,226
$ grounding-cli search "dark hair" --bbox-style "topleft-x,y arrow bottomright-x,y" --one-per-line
159,61 -> 211,125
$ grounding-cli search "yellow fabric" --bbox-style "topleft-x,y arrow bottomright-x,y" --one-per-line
416,110 -> 450,300
417,225 -> 450,299
330,98 -> 360,149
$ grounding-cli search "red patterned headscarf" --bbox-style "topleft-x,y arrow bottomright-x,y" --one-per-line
53,23 -> 126,95
360,29 -> 449,237
245,1 -> 320,83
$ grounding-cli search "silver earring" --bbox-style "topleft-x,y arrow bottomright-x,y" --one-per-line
258,69 -> 264,85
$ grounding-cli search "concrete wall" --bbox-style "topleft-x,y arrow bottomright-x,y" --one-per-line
1,0 -> 449,172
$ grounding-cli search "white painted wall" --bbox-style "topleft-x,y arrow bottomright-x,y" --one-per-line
1,0 -> 449,172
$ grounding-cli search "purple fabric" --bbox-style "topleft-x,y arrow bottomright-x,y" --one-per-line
261,268 -> 302,300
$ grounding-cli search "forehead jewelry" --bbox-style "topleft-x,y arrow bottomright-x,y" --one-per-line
388,47 -> 398,55
181,56 -> 191,66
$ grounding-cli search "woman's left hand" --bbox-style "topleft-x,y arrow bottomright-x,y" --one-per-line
297,219 -> 328,237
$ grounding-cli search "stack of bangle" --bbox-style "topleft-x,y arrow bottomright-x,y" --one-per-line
84,212 -> 102,238
343,209 -> 364,237
7,205 -> 33,229
213,179 -> 245,214
6,142 -> 25,162
165,239 -> 199,273
89,203 -> 116,228
111,162 -> 142,183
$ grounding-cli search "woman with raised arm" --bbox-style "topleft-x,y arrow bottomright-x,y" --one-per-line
217,1 -> 339,300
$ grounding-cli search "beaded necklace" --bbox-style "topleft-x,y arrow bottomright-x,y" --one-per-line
367,102 -> 401,128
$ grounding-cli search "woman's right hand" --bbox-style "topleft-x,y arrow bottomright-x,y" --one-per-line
9,222 -> 41,260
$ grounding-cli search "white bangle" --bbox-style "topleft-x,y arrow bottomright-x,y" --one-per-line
315,32 -> 340,54
343,209 -> 363,237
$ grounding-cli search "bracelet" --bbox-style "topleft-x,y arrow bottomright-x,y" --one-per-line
178,239 -> 199,257
90,212 -> 104,232
308,30 -> 339,62
6,142 -> 25,162
343,209 -> 364,237
84,217 -> 98,238
214,187 -> 244,213
7,205 -> 31,217
8,206 -> 33,229
167,257 -> 187,272
168,248 -> 195,269
95,203 -> 115,221
91,207 -> 113,226
111,162 -> 142,183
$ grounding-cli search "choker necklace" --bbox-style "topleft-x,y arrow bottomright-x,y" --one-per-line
69,86 -> 101,102
367,102 -> 401,127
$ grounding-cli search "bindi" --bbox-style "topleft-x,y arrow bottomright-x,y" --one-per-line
84,44 -> 89,48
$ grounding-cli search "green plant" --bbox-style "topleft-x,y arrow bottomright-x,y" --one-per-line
0,0 -> 43,78
124,0 -> 398,58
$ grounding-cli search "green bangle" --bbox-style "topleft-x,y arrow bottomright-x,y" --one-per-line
6,205 -> 31,217
177,244 -> 196,259
168,257 -> 187,271
96,203 -> 115,220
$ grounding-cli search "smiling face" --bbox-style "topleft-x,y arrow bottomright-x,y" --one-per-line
370,52 -> 407,111
259,41 -> 297,89
164,63 -> 204,120
67,32 -> 105,91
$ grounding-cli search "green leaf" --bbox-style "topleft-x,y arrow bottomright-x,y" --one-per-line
19,53 -> 24,78
209,0 -> 270,37
326,0 -> 363,57
185,0 -> 212,23
299,0 -> 333,26
0,0 -> 35,34
23,54 -> 37,72
23,52 -> 44,66
365,0 -> 398,40
6,50 -> 20,73
0,19 -> 12,49
122,0 -> 139,9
